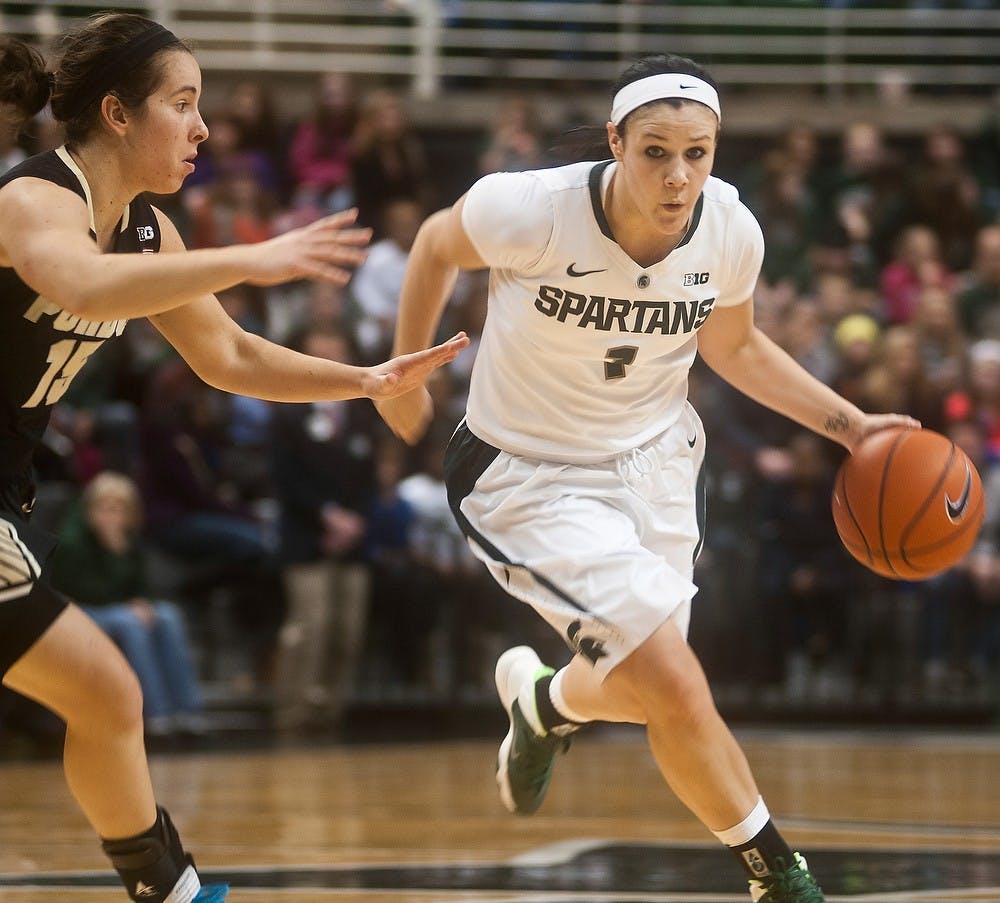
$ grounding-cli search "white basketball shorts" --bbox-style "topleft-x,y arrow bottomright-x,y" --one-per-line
443,402 -> 706,680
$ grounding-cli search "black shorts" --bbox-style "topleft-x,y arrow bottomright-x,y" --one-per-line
0,477 -> 69,677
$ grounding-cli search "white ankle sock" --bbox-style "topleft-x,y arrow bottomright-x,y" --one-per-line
549,668 -> 589,725
713,796 -> 770,847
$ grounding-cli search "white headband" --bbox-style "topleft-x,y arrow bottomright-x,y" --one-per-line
610,73 -> 721,126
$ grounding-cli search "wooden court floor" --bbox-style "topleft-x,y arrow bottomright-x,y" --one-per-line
0,727 -> 998,902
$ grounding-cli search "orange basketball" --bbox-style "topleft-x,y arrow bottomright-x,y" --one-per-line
831,427 -> 985,580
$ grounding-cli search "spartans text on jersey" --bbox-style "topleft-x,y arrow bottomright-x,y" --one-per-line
534,285 -> 716,335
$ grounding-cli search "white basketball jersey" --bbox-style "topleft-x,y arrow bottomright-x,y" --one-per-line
461,160 -> 764,463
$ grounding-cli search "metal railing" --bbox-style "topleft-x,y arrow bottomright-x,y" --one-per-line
2,0 -> 998,100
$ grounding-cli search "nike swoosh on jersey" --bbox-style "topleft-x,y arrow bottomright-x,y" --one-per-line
566,263 -> 608,277
945,461 -> 972,521
687,434 -> 697,448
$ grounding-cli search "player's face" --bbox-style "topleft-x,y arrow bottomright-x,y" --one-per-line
128,50 -> 208,194
608,102 -> 717,239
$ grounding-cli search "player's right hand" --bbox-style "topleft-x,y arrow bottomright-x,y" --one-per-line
246,208 -> 372,286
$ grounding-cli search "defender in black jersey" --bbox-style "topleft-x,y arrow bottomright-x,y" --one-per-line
0,13 -> 466,903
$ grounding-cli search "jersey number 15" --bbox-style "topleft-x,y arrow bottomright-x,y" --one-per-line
23,338 -> 103,408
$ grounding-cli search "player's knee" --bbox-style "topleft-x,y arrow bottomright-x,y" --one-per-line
84,657 -> 145,735
620,649 -> 716,729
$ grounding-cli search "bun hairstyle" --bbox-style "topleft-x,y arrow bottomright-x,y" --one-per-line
0,38 -> 52,132
612,54 -> 719,137
1,12 -> 186,144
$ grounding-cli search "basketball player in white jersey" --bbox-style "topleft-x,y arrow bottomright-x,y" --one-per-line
0,14 -> 466,903
377,54 -> 917,902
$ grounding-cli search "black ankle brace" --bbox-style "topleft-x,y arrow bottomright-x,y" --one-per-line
730,818 -> 795,880
102,806 -> 198,903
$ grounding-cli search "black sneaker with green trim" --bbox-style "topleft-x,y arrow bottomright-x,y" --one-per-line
494,646 -> 571,815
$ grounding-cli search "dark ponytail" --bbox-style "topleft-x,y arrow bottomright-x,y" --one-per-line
0,38 -> 52,132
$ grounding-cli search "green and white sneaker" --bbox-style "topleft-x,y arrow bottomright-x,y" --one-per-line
494,646 -> 571,815
748,852 -> 825,902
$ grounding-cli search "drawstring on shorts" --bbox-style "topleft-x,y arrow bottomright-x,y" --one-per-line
615,444 -> 658,497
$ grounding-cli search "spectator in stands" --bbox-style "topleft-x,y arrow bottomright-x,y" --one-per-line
917,417 -> 999,700
742,122 -> 820,199
744,127 -> 821,291
910,284 -> 967,398
479,96 -> 546,175
778,299 -> 838,386
362,436 -> 417,690
48,472 -> 205,739
351,89 -> 431,237
756,431 -> 850,700
812,269 -> 874,330
395,425 -> 478,694
182,112 -> 277,199
288,70 -> 357,214
957,224 -> 1000,339
945,338 -> 1000,463
904,124 -> 982,272
816,120 -> 905,283
829,313 -> 882,409
225,79 -> 287,190
862,324 -> 944,429
973,91 -> 1000,220
139,360 -> 283,690
349,197 -> 424,361
270,327 -> 378,732
188,162 -> 276,250
214,287 -> 273,502
879,224 -> 954,325
748,151 -> 817,290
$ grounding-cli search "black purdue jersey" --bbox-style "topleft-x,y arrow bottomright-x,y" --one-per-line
0,146 -> 161,482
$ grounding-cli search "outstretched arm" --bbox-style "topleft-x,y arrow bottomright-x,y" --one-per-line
376,196 -> 488,443
0,178 -> 371,321
697,298 -> 918,452
150,213 -> 468,403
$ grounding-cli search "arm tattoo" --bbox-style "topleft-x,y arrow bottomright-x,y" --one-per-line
824,411 -> 850,434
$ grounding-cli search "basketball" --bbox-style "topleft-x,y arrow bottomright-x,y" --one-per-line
831,427 -> 985,580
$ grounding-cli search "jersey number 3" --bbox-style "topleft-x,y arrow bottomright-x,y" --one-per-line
604,345 -> 638,380
23,338 -> 104,408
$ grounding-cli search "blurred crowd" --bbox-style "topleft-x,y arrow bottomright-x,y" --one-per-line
1,71 -> 999,744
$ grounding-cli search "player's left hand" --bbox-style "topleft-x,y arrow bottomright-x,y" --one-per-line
848,413 -> 921,453
362,332 -> 469,402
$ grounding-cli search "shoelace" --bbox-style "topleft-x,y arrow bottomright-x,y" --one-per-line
755,858 -> 824,903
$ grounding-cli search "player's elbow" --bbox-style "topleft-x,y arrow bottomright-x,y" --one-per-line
15,255 -> 93,320
184,328 -> 249,394
57,286 -> 106,320
413,209 -> 452,261
416,205 -> 484,270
